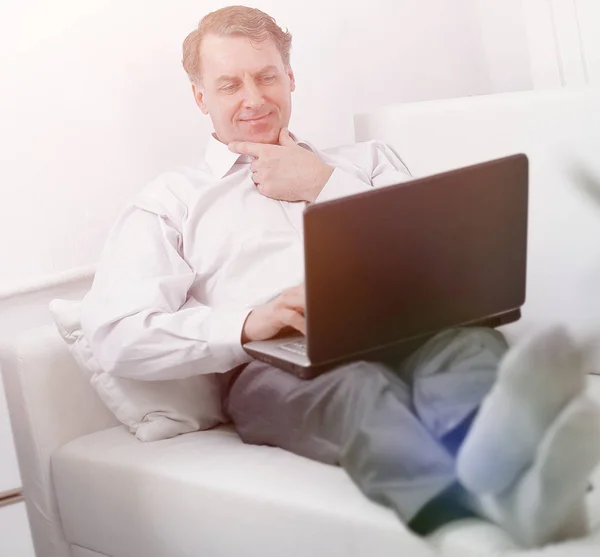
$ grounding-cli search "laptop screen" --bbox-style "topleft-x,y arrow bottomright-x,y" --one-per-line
303,154 -> 528,364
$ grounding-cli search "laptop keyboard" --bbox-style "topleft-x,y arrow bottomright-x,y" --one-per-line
279,339 -> 308,356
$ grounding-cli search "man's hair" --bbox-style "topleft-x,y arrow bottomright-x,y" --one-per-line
182,6 -> 293,87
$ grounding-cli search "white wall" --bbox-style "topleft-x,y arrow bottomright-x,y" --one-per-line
576,0 -> 600,83
0,0 -> 502,296
521,0 -> 600,88
474,0 -> 534,93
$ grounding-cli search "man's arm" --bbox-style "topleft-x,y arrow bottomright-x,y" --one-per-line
81,202 -> 253,381
314,140 -> 412,203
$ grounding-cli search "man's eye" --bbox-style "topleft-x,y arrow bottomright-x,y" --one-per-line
220,84 -> 238,93
261,75 -> 276,83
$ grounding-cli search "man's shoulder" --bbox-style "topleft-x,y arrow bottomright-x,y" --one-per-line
141,164 -> 210,197
315,139 -> 395,174
132,165 -> 209,219
319,139 -> 389,158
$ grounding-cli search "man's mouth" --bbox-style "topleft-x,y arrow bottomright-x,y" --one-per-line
239,113 -> 271,123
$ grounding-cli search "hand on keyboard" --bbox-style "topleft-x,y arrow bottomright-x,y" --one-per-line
241,283 -> 306,343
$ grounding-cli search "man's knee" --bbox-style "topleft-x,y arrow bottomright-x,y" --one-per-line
428,326 -> 508,359
458,326 -> 508,357
401,326 -> 508,381
322,360 -> 401,400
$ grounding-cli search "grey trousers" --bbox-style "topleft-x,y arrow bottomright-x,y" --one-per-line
222,327 -> 508,529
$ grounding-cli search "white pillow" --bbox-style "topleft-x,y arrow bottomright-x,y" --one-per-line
49,298 -> 226,442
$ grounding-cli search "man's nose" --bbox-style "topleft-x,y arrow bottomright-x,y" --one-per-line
242,81 -> 265,110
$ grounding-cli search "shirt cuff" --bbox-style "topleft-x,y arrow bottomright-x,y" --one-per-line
208,306 -> 254,368
314,167 -> 373,204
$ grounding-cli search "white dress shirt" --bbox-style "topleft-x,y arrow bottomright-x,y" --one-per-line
81,134 -> 411,380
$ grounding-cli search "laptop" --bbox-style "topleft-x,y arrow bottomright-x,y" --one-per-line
243,154 -> 529,379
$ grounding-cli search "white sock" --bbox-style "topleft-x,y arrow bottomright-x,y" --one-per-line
470,394 -> 600,548
457,325 -> 587,495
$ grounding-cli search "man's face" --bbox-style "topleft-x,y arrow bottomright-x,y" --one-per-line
193,34 -> 295,145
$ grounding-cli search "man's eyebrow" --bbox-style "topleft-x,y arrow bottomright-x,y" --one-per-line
215,74 -> 238,84
215,66 -> 280,84
255,65 -> 279,75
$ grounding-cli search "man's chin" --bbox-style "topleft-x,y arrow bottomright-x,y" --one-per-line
218,127 -> 280,146
237,126 -> 280,145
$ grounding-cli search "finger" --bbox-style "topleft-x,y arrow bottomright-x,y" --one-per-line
228,141 -> 264,157
251,168 -> 265,183
284,283 -> 306,300
280,308 -> 306,335
280,288 -> 306,314
287,283 -> 305,295
250,159 -> 261,172
255,184 -> 279,200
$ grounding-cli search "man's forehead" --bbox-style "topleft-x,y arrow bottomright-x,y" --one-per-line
201,34 -> 284,76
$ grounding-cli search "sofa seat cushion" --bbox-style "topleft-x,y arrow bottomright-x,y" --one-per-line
52,425 -> 436,557
52,377 -> 600,557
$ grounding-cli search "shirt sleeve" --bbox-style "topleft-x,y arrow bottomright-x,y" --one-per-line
314,140 -> 412,203
80,192 -> 253,381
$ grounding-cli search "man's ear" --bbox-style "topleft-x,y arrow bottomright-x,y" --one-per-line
191,82 -> 209,115
287,68 -> 296,93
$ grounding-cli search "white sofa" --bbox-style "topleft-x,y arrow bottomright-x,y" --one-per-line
2,88 -> 600,557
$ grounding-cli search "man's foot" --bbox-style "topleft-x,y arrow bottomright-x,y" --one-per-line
470,394 -> 600,548
456,325 -> 587,495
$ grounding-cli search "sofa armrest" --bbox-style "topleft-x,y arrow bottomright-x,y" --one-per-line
0,324 -> 119,557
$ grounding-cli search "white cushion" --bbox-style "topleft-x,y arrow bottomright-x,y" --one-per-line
49,299 -> 225,442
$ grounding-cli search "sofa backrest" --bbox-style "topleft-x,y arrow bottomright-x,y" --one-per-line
355,88 -> 600,354
0,326 -> 118,557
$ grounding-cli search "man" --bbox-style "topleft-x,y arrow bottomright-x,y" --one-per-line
81,6 -> 600,548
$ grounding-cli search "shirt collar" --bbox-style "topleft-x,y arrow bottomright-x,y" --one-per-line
204,132 -> 314,179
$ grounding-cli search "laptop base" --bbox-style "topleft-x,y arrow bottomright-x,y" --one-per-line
243,308 -> 521,380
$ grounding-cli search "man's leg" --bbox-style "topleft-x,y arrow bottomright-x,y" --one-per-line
223,359 -> 469,531
398,325 -> 599,546
395,326 -> 508,448
223,326 -> 600,545
388,326 -> 508,531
